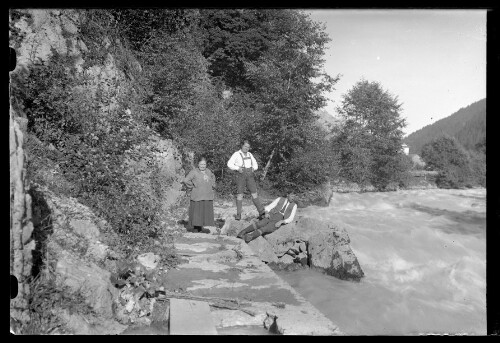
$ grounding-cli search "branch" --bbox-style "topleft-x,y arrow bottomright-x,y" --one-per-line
156,290 -> 257,316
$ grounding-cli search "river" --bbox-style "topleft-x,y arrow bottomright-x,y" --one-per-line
276,188 -> 486,335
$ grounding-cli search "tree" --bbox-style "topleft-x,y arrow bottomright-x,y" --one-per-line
335,79 -> 408,189
420,136 -> 473,188
237,10 -> 339,180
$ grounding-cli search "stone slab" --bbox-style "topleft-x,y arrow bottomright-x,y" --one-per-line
161,233 -> 342,335
169,298 -> 218,335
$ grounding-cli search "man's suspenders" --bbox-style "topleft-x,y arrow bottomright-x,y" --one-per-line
239,152 -> 253,171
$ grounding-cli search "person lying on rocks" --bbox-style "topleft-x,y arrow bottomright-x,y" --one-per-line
237,193 -> 298,243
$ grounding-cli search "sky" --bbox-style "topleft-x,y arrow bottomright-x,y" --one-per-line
306,9 -> 486,136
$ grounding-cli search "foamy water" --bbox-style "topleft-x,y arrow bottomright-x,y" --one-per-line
277,188 -> 486,335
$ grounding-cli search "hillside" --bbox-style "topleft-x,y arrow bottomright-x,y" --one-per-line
404,98 -> 486,154
315,109 -> 342,138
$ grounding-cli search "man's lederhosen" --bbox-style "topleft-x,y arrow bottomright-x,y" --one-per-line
235,152 -> 257,194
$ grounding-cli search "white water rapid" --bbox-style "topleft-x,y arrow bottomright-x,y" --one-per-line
276,188 -> 486,335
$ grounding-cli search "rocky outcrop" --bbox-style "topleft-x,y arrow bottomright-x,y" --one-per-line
54,250 -> 119,319
10,104 -> 35,325
27,185 -> 128,334
265,217 -> 364,281
222,213 -> 364,282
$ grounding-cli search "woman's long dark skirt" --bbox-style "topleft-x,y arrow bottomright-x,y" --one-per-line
188,200 -> 215,228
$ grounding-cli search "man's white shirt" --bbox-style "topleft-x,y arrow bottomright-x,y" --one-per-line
227,150 -> 259,171
264,197 -> 297,224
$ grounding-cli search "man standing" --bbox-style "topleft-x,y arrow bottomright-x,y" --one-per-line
236,193 -> 298,243
227,140 -> 265,220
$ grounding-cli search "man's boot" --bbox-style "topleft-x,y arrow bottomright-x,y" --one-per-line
235,199 -> 243,220
252,197 -> 265,218
237,222 -> 257,239
244,229 -> 262,243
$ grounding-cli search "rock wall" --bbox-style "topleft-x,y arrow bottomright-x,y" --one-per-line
29,184 -> 128,334
10,104 -> 35,325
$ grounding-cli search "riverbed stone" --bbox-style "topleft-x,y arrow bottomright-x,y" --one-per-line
295,251 -> 308,266
264,216 -> 364,282
308,232 -> 364,282
299,241 -> 307,253
278,254 -> 295,265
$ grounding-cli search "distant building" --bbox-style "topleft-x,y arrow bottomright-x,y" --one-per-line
401,143 -> 410,155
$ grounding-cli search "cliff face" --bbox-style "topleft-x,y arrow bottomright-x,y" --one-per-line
9,9 -> 186,333
10,105 -> 35,325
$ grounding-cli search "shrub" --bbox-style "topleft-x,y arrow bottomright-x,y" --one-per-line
421,136 -> 474,188
11,48 -> 163,250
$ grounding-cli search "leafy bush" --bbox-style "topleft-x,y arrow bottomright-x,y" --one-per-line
334,80 -> 410,190
11,48 -> 163,249
270,129 -> 341,193
421,136 -> 474,188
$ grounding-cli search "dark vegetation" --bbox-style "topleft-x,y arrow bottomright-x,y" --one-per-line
420,135 -> 485,188
404,98 -> 486,188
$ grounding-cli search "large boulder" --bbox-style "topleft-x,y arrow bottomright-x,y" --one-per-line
54,249 -> 119,319
307,231 -> 364,282
263,216 -> 364,282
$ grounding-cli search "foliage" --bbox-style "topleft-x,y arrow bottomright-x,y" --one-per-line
468,149 -> 486,187
10,46 -> 162,248
270,124 -> 341,192
420,136 -> 475,188
22,272 -> 94,334
334,79 -> 410,190
116,9 -> 340,195
239,10 -> 339,179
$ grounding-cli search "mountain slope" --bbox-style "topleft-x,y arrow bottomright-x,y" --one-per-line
404,98 -> 486,154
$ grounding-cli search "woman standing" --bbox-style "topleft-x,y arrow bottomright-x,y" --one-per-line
182,156 -> 216,233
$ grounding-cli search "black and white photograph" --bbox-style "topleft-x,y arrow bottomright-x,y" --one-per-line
9,8 -> 490,335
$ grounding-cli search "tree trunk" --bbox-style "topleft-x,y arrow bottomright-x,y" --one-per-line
260,147 -> 276,181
